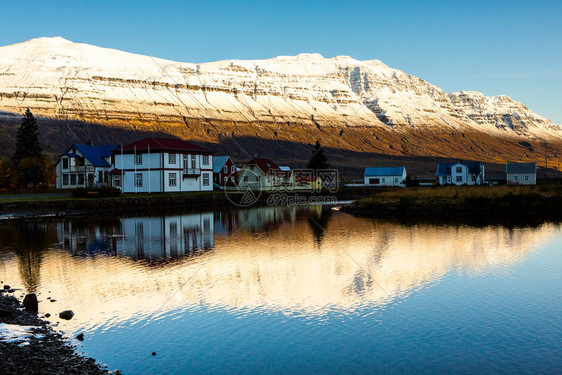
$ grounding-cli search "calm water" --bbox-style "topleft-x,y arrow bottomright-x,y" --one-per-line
1,205 -> 561,374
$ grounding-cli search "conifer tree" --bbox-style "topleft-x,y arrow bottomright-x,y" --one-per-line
12,109 -> 42,167
307,140 -> 328,170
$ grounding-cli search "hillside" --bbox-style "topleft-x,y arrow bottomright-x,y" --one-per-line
0,37 -> 560,177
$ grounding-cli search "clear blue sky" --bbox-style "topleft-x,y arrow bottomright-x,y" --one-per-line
1,0 -> 561,122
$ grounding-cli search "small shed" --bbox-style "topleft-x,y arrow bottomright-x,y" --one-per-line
364,167 -> 407,187
506,162 -> 536,185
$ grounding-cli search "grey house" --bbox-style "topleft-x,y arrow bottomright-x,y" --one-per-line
506,162 -> 536,185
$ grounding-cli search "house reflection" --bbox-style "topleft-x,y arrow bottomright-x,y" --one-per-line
56,212 -> 214,261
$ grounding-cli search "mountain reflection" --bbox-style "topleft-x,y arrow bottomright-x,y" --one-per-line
0,207 -> 559,331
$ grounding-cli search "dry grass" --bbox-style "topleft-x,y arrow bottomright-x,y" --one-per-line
374,185 -> 550,199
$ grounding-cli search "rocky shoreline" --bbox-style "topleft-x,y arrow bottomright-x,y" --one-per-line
0,286 -> 117,375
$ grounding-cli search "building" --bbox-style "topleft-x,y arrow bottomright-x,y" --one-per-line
238,158 -> 289,190
110,137 -> 213,193
213,156 -> 238,187
436,162 -> 485,185
364,167 -> 407,187
55,144 -> 118,189
506,162 -> 536,185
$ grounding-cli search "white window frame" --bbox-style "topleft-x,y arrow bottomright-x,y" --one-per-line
202,155 -> 209,165
63,174 -> 69,185
203,173 -> 210,186
456,176 -> 463,182
169,153 -> 176,164
135,173 -> 143,187
525,176 -> 529,181
231,166 -> 235,173
223,165 -> 228,173
113,175 -> 121,188
169,173 -> 177,187
62,158 -> 69,170
135,154 -> 142,165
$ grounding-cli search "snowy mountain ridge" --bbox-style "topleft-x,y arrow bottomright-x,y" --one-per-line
0,37 -> 560,170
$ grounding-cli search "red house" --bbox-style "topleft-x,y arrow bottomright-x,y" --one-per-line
213,156 -> 238,186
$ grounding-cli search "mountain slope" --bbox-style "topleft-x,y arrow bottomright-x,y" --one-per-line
0,37 -> 560,175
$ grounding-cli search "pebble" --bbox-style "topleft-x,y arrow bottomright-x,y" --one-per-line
151,352 -> 157,356
59,310 -> 74,320
76,333 -> 85,341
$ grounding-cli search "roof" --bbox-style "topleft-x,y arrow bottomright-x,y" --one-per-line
364,166 -> 405,177
436,162 -> 482,176
116,137 -> 212,154
506,162 -> 536,174
244,158 -> 281,174
279,166 -> 291,172
65,144 -> 119,167
213,156 -> 230,173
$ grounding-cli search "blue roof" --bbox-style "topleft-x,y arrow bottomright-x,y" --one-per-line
364,166 -> 405,177
213,156 -> 230,173
436,162 -> 482,176
68,144 -> 119,167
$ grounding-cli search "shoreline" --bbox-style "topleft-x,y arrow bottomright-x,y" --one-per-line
339,185 -> 562,226
0,287 -> 116,374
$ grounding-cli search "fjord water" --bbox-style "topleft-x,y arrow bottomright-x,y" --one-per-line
1,205 -> 561,374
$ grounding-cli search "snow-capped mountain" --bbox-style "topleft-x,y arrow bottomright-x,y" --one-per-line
0,37 -> 560,172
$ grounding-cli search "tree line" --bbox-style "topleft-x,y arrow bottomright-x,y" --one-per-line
0,109 -> 52,189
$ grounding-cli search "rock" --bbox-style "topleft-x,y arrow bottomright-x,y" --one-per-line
0,308 -> 12,317
44,313 -> 51,318
59,310 -> 74,320
50,299 -> 57,302
3,285 -> 10,290
23,294 -> 39,313
76,333 -> 84,341
151,352 -> 156,356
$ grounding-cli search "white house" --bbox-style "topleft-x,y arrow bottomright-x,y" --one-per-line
238,158 -> 290,191
364,167 -> 407,187
436,162 -> 485,185
55,144 -> 118,189
110,137 -> 213,193
506,162 -> 536,185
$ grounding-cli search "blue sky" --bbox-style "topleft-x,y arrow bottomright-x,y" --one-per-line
1,0 -> 561,122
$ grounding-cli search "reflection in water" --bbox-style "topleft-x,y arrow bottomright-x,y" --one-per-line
0,207 -> 561,374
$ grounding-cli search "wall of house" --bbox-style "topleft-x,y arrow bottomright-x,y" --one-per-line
507,173 -> 536,185
238,168 -> 265,190
364,172 -> 406,187
56,152 -> 110,189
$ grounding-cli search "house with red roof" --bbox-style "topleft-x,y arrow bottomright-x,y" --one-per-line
237,158 -> 291,190
110,137 -> 213,193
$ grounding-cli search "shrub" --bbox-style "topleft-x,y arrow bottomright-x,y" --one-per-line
97,186 -> 121,198
72,187 -> 90,198
72,186 -> 120,198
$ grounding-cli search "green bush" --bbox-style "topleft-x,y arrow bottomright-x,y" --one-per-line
72,187 -> 90,198
97,186 -> 121,197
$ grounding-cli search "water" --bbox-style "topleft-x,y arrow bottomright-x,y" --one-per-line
1,205 -> 561,374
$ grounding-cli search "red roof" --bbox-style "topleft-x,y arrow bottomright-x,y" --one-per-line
245,158 -> 282,174
116,137 -> 212,154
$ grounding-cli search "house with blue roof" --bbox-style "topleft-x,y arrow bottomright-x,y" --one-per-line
436,162 -> 485,186
364,166 -> 407,187
55,144 -> 119,189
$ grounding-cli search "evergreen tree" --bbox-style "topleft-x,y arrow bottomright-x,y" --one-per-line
307,140 -> 328,170
12,109 -> 42,167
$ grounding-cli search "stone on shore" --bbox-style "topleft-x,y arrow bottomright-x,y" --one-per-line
59,310 -> 75,320
23,294 -> 39,313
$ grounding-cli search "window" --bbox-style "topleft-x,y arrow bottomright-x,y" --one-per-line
456,167 -> 462,173
62,158 -> 69,170
456,176 -> 462,182
98,171 -> 104,183
249,165 -> 254,171
525,176 -> 529,181
70,174 -> 77,185
231,166 -> 235,173
169,153 -> 176,164
394,178 -> 398,183
514,176 -> 519,181
135,154 -> 142,165
170,222 -> 177,236
169,173 -> 177,187
203,173 -> 210,186
63,174 -> 69,185
223,166 -> 228,173
135,173 -> 143,187
381,178 -> 385,183
471,176 -> 476,182
114,175 -> 121,188
191,155 -> 196,169
78,174 -> 85,185
243,176 -> 248,182
203,218 -> 211,231
202,155 -> 209,165
369,178 -> 380,184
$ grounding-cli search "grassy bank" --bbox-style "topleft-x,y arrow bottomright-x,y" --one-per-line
340,185 -> 562,224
